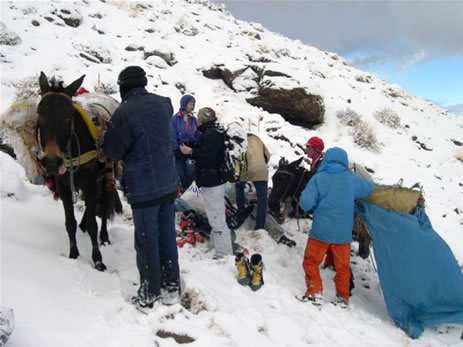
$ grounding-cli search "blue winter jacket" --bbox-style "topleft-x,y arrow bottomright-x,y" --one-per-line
103,88 -> 178,207
170,112 -> 200,157
299,147 -> 373,244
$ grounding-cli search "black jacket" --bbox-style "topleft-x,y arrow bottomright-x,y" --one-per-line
103,88 -> 178,207
192,121 -> 225,188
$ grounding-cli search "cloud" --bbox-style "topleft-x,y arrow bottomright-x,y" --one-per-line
220,0 -> 463,67
446,104 -> 463,115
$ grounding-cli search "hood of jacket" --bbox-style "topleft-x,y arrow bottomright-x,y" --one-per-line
318,147 -> 348,174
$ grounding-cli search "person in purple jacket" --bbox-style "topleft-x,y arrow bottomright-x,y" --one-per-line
170,94 -> 200,192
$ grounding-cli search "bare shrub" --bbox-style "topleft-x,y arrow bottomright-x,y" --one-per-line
373,108 -> 401,128
336,108 -> 362,127
0,31 -> 21,46
94,75 -> 117,95
12,74 -> 40,100
352,121 -> 380,152
250,66 -> 275,94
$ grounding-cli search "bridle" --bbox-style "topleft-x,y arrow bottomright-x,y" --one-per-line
36,91 -> 82,203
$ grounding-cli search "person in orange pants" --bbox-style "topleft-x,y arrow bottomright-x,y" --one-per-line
303,239 -> 351,302
299,147 -> 373,306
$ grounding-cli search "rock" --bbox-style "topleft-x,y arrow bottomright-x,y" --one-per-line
202,65 -> 248,91
79,52 -> 100,64
246,88 -> 325,128
143,50 -> 176,66
417,141 -> 432,151
56,8 -> 82,28
74,43 -> 111,64
31,20 -> 40,26
263,70 -> 291,78
156,330 -> 195,344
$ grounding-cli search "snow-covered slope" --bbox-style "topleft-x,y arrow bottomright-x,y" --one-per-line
1,1 -> 462,346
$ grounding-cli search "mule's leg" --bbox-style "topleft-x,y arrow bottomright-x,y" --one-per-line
99,189 -> 111,246
357,239 -> 370,259
57,183 -> 79,259
79,209 -> 87,232
84,187 -> 106,271
99,210 -> 110,246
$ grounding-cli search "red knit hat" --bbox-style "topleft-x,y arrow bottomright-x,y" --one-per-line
305,136 -> 324,152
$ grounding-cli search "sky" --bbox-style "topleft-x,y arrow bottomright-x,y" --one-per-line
218,0 -> 463,112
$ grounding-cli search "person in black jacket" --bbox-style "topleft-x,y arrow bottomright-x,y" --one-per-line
180,107 -> 234,257
103,66 -> 180,309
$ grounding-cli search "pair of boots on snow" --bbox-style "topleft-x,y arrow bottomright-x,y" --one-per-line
235,252 -> 264,291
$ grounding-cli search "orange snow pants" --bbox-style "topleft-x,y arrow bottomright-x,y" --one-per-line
303,238 -> 351,302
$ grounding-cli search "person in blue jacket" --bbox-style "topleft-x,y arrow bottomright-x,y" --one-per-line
103,66 -> 180,310
299,147 -> 373,307
170,94 -> 200,192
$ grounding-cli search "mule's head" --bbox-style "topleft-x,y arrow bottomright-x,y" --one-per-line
37,72 -> 85,175
268,157 -> 303,214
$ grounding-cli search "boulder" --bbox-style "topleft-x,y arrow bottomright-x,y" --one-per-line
246,88 -> 324,128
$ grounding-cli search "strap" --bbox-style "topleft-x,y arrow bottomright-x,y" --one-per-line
72,103 -> 98,141
64,150 -> 97,168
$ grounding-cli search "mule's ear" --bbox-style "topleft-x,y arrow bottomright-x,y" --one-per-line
64,74 -> 85,97
39,71 -> 50,95
291,157 -> 303,168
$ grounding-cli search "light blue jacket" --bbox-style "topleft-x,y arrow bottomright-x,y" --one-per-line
299,147 -> 373,244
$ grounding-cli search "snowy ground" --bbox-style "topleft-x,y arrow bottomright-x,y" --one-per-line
1,151 -> 462,346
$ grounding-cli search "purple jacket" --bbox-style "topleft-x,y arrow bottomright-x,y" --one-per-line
170,112 -> 200,157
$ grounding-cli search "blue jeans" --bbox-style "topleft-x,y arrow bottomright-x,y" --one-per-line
132,201 -> 180,298
175,156 -> 195,191
236,181 -> 268,229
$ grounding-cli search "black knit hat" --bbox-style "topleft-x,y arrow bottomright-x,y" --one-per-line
117,66 -> 148,89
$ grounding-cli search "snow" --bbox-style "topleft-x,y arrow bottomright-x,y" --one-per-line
1,0 -> 462,346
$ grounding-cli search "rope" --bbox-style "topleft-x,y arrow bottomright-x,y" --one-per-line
67,130 -> 81,204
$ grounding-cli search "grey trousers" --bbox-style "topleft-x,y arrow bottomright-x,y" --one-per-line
202,184 -> 233,256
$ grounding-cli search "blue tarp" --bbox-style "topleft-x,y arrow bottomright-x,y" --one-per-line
356,201 -> 463,338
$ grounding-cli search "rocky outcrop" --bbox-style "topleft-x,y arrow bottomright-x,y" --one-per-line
246,88 -> 325,128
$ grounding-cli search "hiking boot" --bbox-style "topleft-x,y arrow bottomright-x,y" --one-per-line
131,293 -> 161,312
332,294 -> 349,308
305,293 -> 323,306
161,283 -> 181,306
278,235 -> 297,248
249,254 -> 264,291
235,252 -> 252,286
